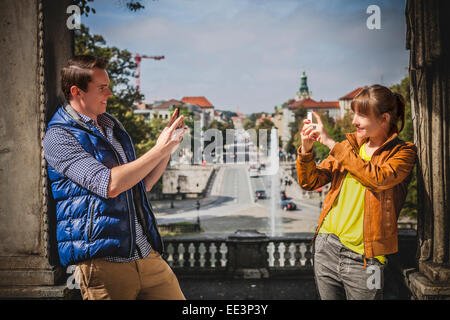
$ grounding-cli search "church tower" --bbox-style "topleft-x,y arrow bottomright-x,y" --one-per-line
295,71 -> 311,101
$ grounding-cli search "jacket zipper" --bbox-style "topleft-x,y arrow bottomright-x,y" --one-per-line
122,129 -> 165,255
90,126 -> 135,259
142,181 -> 165,254
88,204 -> 95,242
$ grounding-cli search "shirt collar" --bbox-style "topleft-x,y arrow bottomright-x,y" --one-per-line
76,112 -> 115,130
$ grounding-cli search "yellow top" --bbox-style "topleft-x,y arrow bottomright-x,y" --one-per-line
318,143 -> 386,264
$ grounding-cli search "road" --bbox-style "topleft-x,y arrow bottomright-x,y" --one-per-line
155,164 -> 322,236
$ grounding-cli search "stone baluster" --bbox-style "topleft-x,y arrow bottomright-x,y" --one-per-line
172,242 -> 180,267
304,243 -> 313,267
293,243 -> 302,267
204,242 -> 212,268
267,242 -> 275,267
284,242 -> 292,267
182,242 -> 191,268
193,242 -> 201,267
162,243 -> 171,265
273,242 -> 281,267
214,242 -> 223,268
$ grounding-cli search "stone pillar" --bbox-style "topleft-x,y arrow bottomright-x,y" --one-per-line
226,230 -> 269,279
404,0 -> 450,299
0,0 -> 74,298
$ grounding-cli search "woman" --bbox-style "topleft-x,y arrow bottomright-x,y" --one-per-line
297,84 -> 417,300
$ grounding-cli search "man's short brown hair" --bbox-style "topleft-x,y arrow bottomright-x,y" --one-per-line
61,55 -> 108,101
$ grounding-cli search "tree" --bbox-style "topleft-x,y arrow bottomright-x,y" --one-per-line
391,75 -> 417,219
75,24 -> 158,156
219,110 -> 237,121
76,0 -> 145,16
286,107 -> 307,154
256,118 -> 276,147
243,119 -> 255,130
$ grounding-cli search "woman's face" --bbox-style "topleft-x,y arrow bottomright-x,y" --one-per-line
352,110 -> 390,140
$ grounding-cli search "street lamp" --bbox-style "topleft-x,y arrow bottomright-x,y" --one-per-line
196,199 -> 201,232
176,185 -> 181,200
170,181 -> 174,208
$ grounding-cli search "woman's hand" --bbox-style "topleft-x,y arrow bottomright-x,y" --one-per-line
301,111 -> 336,152
300,119 -> 315,153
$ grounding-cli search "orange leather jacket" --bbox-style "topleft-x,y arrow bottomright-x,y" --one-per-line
296,131 -> 417,259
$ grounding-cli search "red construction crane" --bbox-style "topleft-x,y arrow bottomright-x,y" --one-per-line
134,53 -> 165,94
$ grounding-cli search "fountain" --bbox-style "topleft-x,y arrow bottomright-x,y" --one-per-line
268,128 -> 283,236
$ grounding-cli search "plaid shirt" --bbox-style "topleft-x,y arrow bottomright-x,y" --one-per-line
43,111 -> 152,263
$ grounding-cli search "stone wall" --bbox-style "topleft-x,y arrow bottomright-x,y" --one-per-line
0,0 -> 73,298
163,165 -> 215,197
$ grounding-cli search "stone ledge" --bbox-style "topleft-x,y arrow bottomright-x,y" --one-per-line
0,269 -> 62,286
0,285 -> 76,299
406,270 -> 450,299
419,260 -> 450,283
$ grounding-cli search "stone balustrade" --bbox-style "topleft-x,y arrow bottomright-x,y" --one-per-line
162,231 -> 314,279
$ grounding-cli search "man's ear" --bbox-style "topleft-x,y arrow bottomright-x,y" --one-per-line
70,85 -> 82,99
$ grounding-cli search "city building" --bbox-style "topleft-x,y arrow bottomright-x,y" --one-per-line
273,71 -> 363,152
338,87 -> 364,117
231,112 -> 246,130
181,96 -> 215,128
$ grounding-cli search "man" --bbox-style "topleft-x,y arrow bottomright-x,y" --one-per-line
44,55 -> 186,300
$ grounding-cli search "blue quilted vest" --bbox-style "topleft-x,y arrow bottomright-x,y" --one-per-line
47,104 -> 163,267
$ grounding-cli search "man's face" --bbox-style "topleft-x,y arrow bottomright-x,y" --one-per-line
78,68 -> 113,118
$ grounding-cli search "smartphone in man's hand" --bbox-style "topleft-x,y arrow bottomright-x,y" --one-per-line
167,108 -> 180,127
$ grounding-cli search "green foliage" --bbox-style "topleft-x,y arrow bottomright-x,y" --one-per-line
257,118 -> 275,131
208,119 -> 234,133
243,119 -> 255,130
247,112 -> 266,123
219,111 -> 238,121
286,107 -> 307,154
76,0 -> 145,17
390,75 -> 417,219
256,118 -> 275,146
75,24 -> 160,156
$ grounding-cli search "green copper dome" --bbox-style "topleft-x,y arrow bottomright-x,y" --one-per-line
299,71 -> 309,95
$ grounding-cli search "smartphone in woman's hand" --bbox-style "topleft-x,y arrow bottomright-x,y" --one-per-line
307,111 -> 317,128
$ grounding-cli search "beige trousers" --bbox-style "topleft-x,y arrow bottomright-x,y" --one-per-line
75,250 -> 186,300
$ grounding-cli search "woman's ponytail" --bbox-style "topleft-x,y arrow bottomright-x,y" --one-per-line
394,92 -> 405,133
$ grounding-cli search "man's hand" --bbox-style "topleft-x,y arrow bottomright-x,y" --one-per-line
156,115 -> 185,155
157,108 -> 187,146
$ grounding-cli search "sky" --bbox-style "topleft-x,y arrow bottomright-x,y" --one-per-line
83,0 -> 409,114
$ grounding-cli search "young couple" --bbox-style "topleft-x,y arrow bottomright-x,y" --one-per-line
45,55 -> 416,300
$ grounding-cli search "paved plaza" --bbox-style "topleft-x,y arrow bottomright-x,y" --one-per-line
153,164 -> 323,237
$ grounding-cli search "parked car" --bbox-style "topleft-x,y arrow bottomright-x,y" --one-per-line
255,190 -> 267,199
281,200 -> 296,211
249,165 -> 259,177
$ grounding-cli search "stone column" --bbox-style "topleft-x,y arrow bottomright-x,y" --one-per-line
404,0 -> 450,299
0,0 -> 74,298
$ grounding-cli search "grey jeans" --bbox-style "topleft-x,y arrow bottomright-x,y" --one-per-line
313,233 -> 386,300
